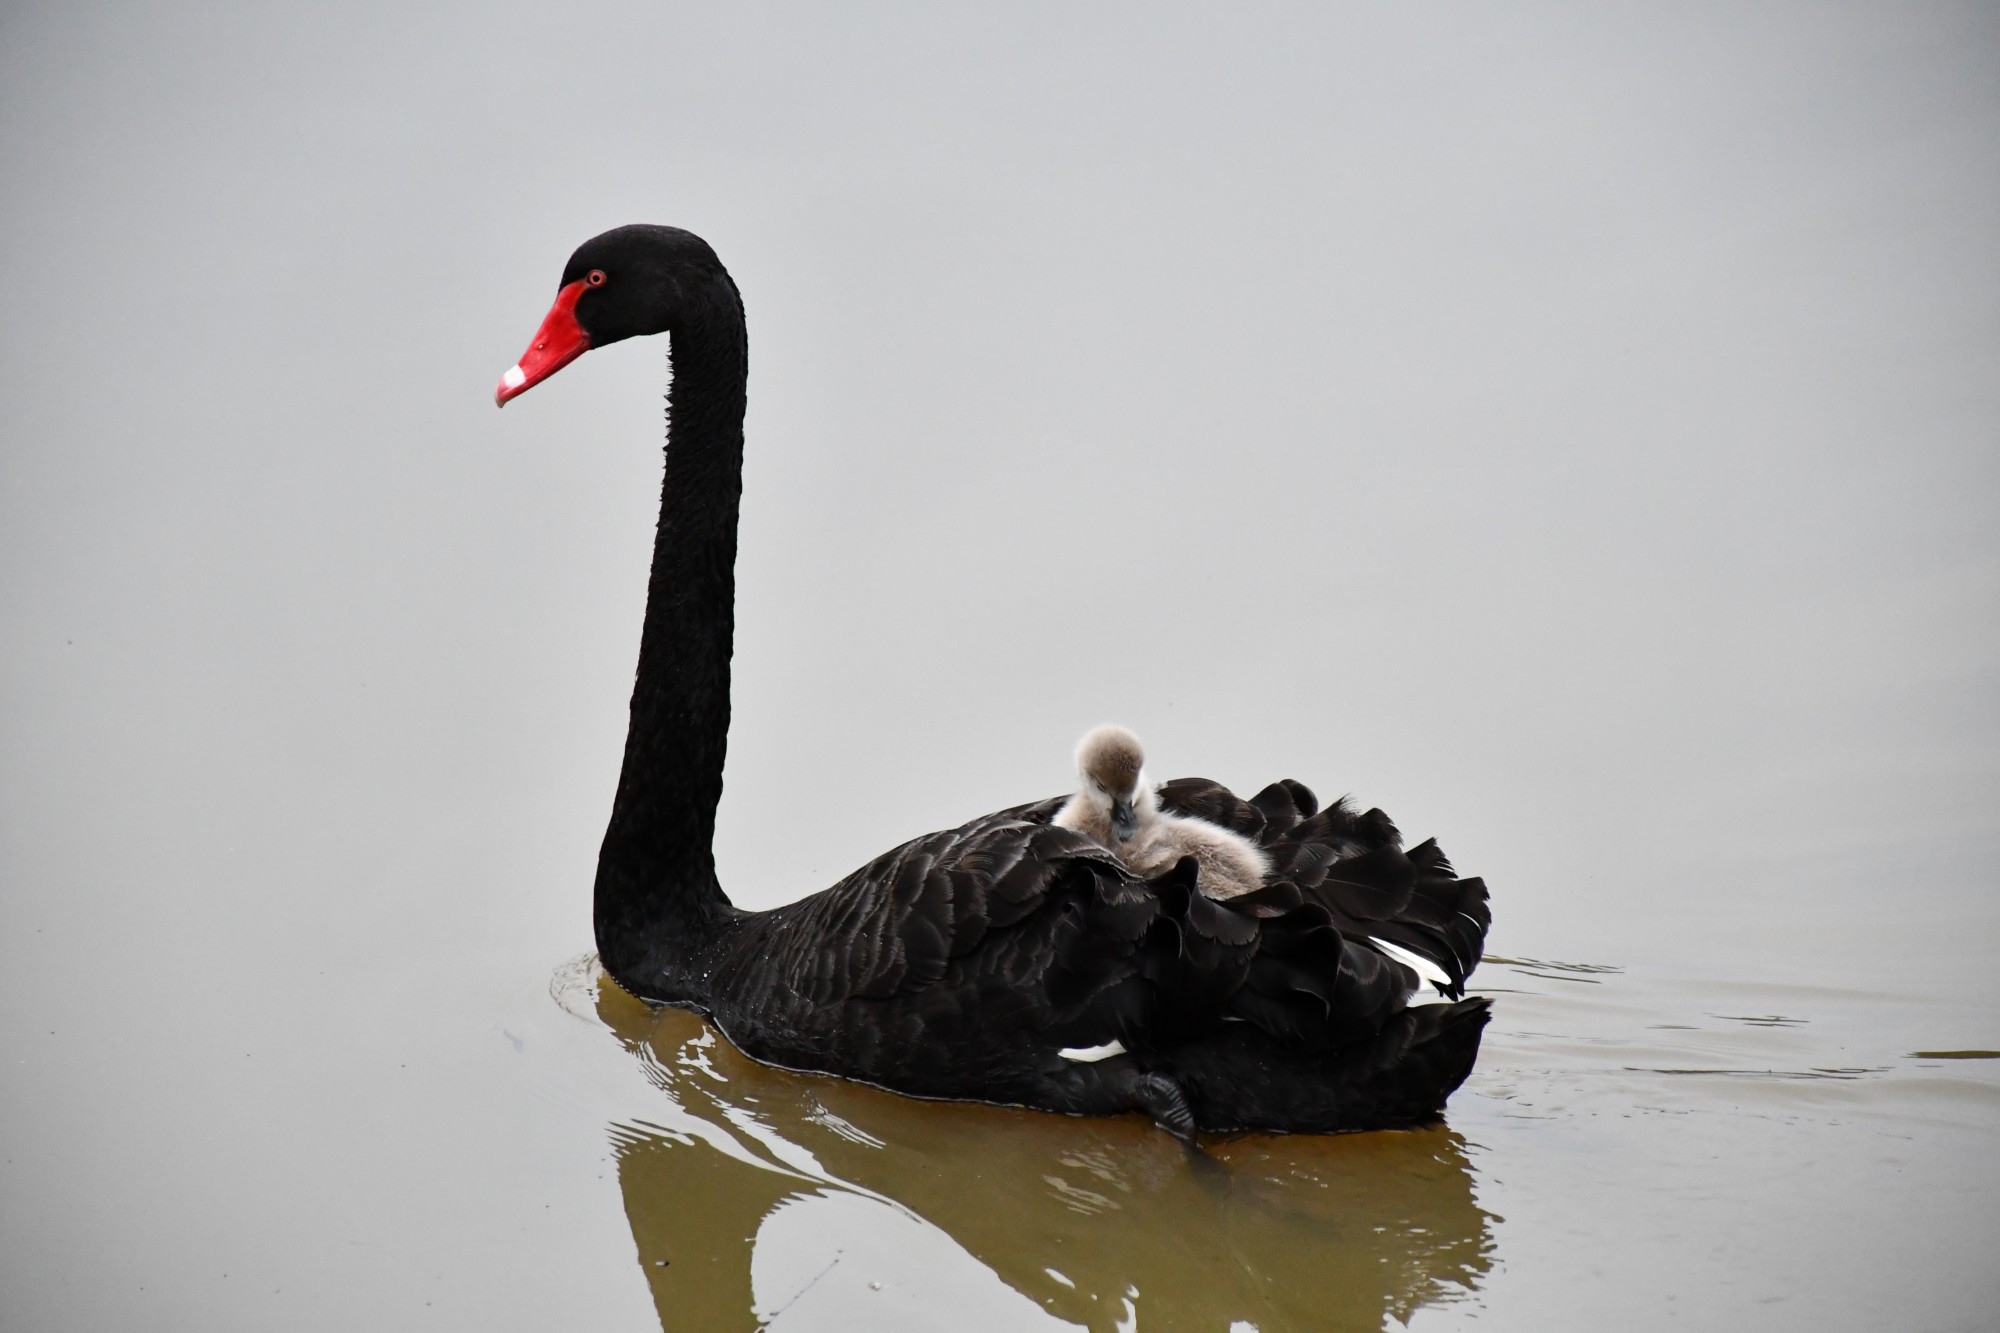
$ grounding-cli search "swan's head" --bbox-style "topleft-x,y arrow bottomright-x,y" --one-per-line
497,225 -> 737,406
1074,724 -> 1148,841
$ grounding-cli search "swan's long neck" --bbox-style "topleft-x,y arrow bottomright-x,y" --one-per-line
594,277 -> 747,993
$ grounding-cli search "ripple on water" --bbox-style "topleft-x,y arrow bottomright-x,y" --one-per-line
568,960 -> 1496,1332
554,952 -> 1999,1331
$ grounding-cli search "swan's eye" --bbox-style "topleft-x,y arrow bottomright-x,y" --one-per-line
586,270 -> 607,287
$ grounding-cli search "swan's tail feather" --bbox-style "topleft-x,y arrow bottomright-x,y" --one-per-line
1270,835 -> 1490,995
1173,996 -> 1492,1133
1226,900 -> 1417,1049
1156,775 -> 1491,999
1332,853 -> 1490,996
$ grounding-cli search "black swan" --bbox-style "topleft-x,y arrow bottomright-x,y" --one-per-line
495,224 -> 1492,1138
1054,724 -> 1273,898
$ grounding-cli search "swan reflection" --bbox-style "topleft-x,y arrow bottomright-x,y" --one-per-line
593,969 -> 1494,1331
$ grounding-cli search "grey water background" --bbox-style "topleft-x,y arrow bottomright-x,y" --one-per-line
2,2 -> 1995,1329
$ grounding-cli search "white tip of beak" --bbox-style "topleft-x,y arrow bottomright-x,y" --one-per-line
501,365 -> 527,390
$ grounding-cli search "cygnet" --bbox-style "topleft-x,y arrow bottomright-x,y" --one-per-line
1053,724 -> 1270,898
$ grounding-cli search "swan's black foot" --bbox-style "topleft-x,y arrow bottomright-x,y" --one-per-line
1131,1071 -> 1199,1146
1181,1138 -> 1231,1194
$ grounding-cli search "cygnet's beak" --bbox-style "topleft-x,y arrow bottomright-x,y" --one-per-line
1111,797 -> 1137,841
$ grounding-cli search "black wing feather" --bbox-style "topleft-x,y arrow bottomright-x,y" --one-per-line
690,776 -> 1490,1130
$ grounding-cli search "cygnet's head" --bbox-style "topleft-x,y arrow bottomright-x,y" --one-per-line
1074,724 -> 1147,841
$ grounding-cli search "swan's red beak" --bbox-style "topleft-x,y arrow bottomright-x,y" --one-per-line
496,279 -> 592,406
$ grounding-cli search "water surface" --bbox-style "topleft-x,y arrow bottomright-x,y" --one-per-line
516,949 -> 1999,1331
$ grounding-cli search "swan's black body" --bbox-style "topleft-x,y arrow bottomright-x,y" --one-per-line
501,225 -> 1492,1136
